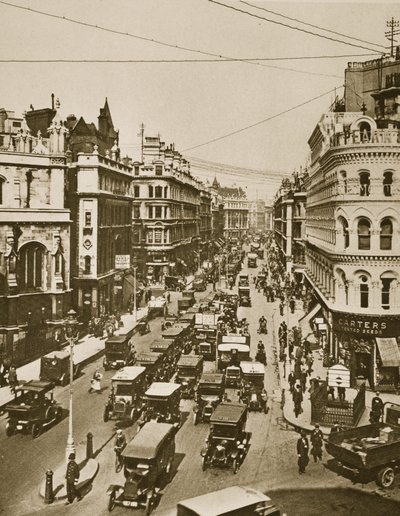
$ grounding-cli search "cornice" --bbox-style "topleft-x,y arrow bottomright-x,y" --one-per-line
320,147 -> 400,170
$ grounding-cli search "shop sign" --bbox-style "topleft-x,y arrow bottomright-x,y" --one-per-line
332,313 -> 400,337
115,255 -> 130,269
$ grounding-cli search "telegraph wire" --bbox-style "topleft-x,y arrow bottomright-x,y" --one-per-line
240,1 -> 387,50
182,86 -> 342,152
208,0 -> 386,55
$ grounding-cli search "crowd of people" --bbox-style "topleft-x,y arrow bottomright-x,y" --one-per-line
87,311 -> 123,339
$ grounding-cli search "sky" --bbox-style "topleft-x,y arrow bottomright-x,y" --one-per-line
0,0 -> 398,199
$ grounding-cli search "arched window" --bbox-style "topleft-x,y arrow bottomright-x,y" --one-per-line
358,218 -> 371,250
359,275 -> 369,308
383,171 -> 393,197
18,243 -> 45,291
381,273 -> 396,310
359,172 -> 370,196
338,217 -> 349,249
380,218 -> 393,250
359,121 -> 371,141
84,256 -> 91,274
155,186 -> 162,198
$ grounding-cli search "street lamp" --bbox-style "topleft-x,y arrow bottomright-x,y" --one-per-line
133,266 -> 138,322
64,309 -> 79,462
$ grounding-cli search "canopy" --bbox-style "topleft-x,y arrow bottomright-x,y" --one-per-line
299,303 -> 321,334
376,337 -> 400,367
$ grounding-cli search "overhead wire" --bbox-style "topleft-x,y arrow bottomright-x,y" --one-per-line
208,0 -> 386,55
182,86 -> 342,152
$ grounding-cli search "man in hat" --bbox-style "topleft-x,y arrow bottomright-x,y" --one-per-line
65,453 -> 81,504
310,423 -> 324,462
297,430 -> 309,474
114,429 -> 127,469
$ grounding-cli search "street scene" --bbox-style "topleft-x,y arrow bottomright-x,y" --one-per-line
1,1 -> 400,515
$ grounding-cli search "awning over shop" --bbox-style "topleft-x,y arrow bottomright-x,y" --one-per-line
299,303 -> 321,331
376,337 -> 400,367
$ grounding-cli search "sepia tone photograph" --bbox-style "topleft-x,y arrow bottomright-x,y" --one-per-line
1,0 -> 400,514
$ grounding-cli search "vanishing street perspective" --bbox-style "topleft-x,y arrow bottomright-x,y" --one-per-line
2,1 -> 400,515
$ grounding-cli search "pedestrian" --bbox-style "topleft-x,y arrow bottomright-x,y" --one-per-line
7,365 -> 18,394
300,369 -> 307,393
288,371 -> 296,394
279,300 -> 284,316
371,391 -> 384,420
289,297 -> 296,314
306,353 -> 314,375
297,430 -> 309,474
65,453 -> 81,505
337,386 -> 346,402
310,423 -> 324,462
293,384 -> 303,418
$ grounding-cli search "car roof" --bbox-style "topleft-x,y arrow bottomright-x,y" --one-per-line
177,355 -> 203,367
162,326 -> 185,337
112,366 -> 146,382
240,361 -> 265,375
136,352 -> 162,364
150,340 -> 173,350
106,335 -> 130,343
122,422 -> 174,460
218,343 -> 249,352
16,380 -> 54,393
145,382 -> 181,397
177,486 -> 272,515
199,373 -> 224,384
42,349 -> 70,360
210,402 -> 247,424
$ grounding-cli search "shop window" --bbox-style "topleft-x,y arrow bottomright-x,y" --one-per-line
381,277 -> 394,310
380,218 -> 393,250
84,256 -> 91,274
358,218 -> 371,250
360,276 -> 369,308
359,172 -> 370,196
383,171 -> 393,197
155,186 -> 162,198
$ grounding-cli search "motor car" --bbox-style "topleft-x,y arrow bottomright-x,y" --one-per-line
238,286 -> 251,307
238,274 -> 249,287
40,349 -> 79,386
175,355 -> 203,398
247,252 -> 258,268
177,298 -> 192,314
5,380 -> 62,438
182,289 -> 196,306
103,366 -> 147,422
140,382 -> 182,427
103,335 -> 136,371
193,373 -> 224,425
147,297 -> 167,318
176,486 -> 282,516
107,421 -> 176,514
240,361 -> 267,412
135,352 -> 163,383
225,365 -> 241,388
164,275 -> 186,292
161,314 -> 179,331
217,335 -> 251,370
201,402 -> 250,473
193,273 -> 207,292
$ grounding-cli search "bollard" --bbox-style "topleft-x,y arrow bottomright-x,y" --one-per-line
86,432 -> 94,459
44,470 -> 54,504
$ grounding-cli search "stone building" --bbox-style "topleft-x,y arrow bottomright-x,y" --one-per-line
199,186 -> 212,264
132,136 -> 201,281
249,200 -> 267,233
303,66 -> 400,390
0,107 -> 70,365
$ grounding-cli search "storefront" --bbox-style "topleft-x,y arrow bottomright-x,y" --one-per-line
332,313 -> 400,391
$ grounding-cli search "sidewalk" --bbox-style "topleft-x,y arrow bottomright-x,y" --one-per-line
0,307 -> 148,411
272,301 -> 400,435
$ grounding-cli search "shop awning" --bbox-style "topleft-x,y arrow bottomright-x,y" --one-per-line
299,303 -> 321,331
376,337 -> 400,367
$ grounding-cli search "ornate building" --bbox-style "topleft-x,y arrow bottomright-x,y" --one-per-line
0,106 -> 71,365
304,74 -> 400,390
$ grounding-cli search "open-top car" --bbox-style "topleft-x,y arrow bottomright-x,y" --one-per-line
201,402 -> 250,474
107,421 -> 176,514
103,334 -> 136,371
238,286 -> 251,307
165,275 -> 186,292
175,355 -> 203,398
193,373 -> 224,425
5,380 -> 62,438
240,361 -> 267,413
140,382 -> 182,428
104,366 -> 147,422
40,349 -> 79,386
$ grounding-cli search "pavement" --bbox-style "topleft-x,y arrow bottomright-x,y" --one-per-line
272,299 -> 400,436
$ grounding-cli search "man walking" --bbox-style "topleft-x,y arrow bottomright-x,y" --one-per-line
293,384 -> 303,418
310,423 -> 324,462
297,430 -> 309,474
65,453 -> 81,505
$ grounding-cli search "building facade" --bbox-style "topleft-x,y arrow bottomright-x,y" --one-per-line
304,97 -> 400,390
0,109 -> 71,365
222,197 -> 249,241
199,186 -> 212,264
249,200 -> 267,233
132,136 -> 201,281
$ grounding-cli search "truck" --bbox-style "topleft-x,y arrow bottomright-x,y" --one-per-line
325,403 -> 400,488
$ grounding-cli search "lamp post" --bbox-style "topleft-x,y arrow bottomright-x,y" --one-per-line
64,309 -> 79,462
133,266 -> 138,322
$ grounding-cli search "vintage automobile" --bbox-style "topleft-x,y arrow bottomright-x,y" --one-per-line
225,365 -> 241,388
193,272 -> 207,292
178,312 -> 195,326
177,486 -> 281,516
238,274 -> 249,287
201,402 -> 250,473
247,252 -> 258,268
162,323 -> 191,347
193,373 -> 224,425
196,341 -> 214,362
175,355 -> 204,398
161,313 -> 179,331
165,275 -> 186,292
177,298 -> 193,314
140,382 -> 182,427
150,339 -> 175,360
135,352 -> 163,383
147,296 -> 167,318
107,421 -> 176,514
238,286 -> 251,307
40,349 -> 79,386
217,335 -> 251,370
103,334 -> 136,371
103,366 -> 147,422
240,361 -> 267,413
5,380 -> 62,438
182,289 -> 196,306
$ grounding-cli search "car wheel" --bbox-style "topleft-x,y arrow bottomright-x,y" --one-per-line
233,459 -> 239,474
6,422 -> 14,437
145,492 -> 153,516
108,491 -> 116,512
175,286 -> 181,292
55,407 -> 63,422
193,411 -> 198,425
103,407 -> 110,422
130,408 -> 137,421
31,423 -> 40,439
61,374 -> 68,387
377,466 -> 395,488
